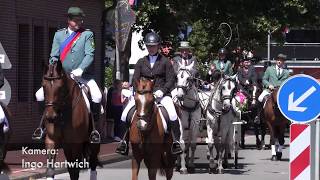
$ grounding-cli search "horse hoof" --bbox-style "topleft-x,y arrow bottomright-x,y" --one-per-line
187,167 -> 195,174
180,168 -> 188,174
208,168 -> 216,174
218,169 -> 224,174
222,162 -> 228,169
175,166 -> 181,172
271,155 -> 277,161
240,143 -> 245,149
276,152 -> 282,161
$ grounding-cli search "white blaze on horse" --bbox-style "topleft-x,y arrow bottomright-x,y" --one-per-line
173,61 -> 201,174
206,74 -> 237,174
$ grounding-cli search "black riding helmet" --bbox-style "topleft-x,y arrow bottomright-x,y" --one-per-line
144,32 -> 161,46
218,48 -> 227,55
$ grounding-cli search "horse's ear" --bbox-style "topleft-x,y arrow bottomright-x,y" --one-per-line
43,63 -> 49,75
134,79 -> 139,88
186,61 -> 195,71
55,60 -> 63,74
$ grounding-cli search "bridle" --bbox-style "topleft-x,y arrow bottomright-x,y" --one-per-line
176,68 -> 193,92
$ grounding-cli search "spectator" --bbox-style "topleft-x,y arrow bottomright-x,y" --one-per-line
106,79 -> 126,141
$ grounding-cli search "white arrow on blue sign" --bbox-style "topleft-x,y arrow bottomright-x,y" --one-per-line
278,74 -> 320,123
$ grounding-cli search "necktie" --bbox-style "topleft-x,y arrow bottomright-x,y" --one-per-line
277,68 -> 281,77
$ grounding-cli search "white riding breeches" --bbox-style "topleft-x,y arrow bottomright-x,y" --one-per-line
121,95 -> 178,122
258,89 -> 271,102
35,78 -> 102,103
0,105 -> 9,133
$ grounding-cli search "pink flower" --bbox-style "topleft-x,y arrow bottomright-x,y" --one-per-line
236,91 -> 246,105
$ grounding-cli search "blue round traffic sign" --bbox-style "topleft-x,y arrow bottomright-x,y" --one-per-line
278,74 -> 320,123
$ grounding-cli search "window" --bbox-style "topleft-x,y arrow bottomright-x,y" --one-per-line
18,24 -> 30,102
48,27 -> 57,56
33,26 -> 44,94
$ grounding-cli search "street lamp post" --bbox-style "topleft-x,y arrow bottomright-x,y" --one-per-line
267,30 -> 271,61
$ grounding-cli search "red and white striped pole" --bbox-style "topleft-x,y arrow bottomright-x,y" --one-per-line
290,124 -> 311,180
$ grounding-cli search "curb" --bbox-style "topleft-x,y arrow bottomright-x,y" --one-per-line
10,153 -> 130,180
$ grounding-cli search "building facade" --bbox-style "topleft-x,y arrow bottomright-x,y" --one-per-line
0,0 -> 105,144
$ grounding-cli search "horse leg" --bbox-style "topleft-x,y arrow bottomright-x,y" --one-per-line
45,136 -> 59,180
260,121 -> 267,149
276,125 -> 285,161
254,122 -> 261,150
266,122 -> 276,161
131,156 -> 142,180
147,167 -> 158,180
216,136 -> 224,174
179,141 -> 188,174
188,110 -> 201,173
89,143 -> 100,180
207,123 -> 216,173
240,123 -> 246,149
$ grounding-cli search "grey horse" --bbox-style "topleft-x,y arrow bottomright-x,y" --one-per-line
206,75 -> 237,174
173,63 -> 201,174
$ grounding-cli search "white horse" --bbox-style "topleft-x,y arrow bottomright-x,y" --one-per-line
173,63 -> 201,174
206,75 -> 237,174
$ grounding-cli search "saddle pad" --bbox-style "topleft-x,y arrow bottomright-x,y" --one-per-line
80,85 -> 104,114
157,105 -> 168,133
81,86 -> 91,113
129,105 -> 168,132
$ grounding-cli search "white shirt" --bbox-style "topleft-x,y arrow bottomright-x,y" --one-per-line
219,61 -> 225,69
149,55 -> 158,68
276,66 -> 283,76
67,27 -> 74,36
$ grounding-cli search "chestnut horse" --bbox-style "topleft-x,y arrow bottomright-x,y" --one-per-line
0,102 -> 11,174
263,88 -> 288,161
42,61 -> 100,180
130,77 -> 175,180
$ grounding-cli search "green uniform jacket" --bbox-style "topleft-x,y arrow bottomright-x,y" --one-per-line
49,28 -> 95,79
262,65 -> 290,88
212,59 -> 233,76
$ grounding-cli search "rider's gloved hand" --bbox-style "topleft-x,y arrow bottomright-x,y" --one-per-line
154,90 -> 164,98
268,85 -> 274,90
70,68 -> 83,80
49,58 -> 58,64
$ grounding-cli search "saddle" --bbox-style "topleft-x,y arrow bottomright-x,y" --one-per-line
78,83 -> 104,114
126,103 -> 170,132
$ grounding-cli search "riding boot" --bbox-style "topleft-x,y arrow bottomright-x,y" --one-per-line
169,120 -> 183,155
89,102 -> 101,144
32,101 -> 46,141
115,128 -> 129,156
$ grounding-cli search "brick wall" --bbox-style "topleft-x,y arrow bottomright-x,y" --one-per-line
0,0 -> 105,144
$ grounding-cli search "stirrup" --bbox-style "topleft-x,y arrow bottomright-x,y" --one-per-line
115,140 -> 128,155
32,128 -> 46,140
89,130 -> 101,144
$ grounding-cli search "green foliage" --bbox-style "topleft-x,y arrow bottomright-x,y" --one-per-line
105,0 -> 320,61
104,66 -> 113,88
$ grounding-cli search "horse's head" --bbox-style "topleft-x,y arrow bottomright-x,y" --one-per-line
220,76 -> 236,112
271,88 -> 279,104
176,67 -> 193,99
134,77 -> 155,132
42,61 -> 68,122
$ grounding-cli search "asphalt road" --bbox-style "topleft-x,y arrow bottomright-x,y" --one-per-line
39,135 -> 289,180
